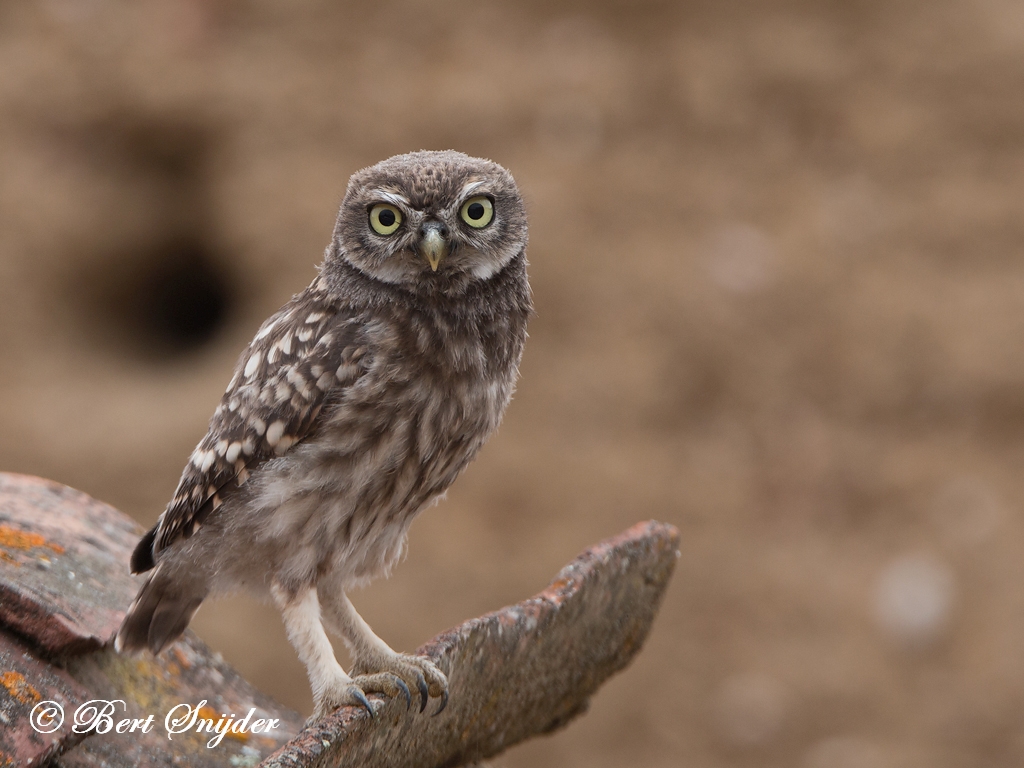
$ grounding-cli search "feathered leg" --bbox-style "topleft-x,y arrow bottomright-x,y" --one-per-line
270,584 -> 375,721
317,588 -> 447,714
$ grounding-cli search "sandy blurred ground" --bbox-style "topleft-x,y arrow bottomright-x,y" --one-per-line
3,0 -> 1024,765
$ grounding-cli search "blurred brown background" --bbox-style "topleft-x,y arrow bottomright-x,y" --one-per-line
3,0 -> 1024,765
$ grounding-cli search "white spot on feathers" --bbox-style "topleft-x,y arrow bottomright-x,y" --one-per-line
266,420 -> 286,447
200,451 -> 216,472
471,259 -> 501,281
278,333 -> 293,356
306,312 -> 325,324
251,418 -> 267,436
274,435 -> 296,454
245,352 -> 262,378
225,442 -> 243,463
254,317 -> 279,340
297,327 -> 313,342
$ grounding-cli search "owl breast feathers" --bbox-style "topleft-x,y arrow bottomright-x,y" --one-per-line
117,151 -> 531,690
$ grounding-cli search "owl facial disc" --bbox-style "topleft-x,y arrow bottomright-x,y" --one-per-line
419,222 -> 449,272
332,150 -> 527,288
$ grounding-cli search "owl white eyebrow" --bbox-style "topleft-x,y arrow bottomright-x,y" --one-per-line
372,190 -> 410,207
460,181 -> 487,198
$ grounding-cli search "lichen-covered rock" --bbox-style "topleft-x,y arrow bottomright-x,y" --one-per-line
0,473 -> 304,767
0,628 -> 92,767
0,474 -> 140,655
0,473 -> 678,768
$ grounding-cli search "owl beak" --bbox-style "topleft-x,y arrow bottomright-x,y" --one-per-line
419,224 -> 449,272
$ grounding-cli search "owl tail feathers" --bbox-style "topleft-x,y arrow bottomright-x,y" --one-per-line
114,567 -> 207,656
129,526 -> 157,574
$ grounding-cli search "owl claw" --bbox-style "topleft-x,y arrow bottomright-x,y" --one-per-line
343,671 -> 416,712
312,682 -> 375,722
351,652 -> 448,716
351,687 -> 374,717
414,671 -> 429,712
432,688 -> 448,716
393,676 -> 412,710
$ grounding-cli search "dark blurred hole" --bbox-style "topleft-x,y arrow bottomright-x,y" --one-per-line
89,234 -> 234,358
59,113 -> 234,359
130,237 -> 232,351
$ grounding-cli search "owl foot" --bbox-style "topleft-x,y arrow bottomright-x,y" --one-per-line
311,678 -> 376,722
349,672 -> 412,710
352,652 -> 448,714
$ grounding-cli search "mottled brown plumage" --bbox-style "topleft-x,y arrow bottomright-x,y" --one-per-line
116,150 -> 531,720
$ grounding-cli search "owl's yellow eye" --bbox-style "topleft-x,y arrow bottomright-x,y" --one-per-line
460,196 -> 493,228
369,203 -> 402,235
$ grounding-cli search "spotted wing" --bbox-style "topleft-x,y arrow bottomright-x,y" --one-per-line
130,283 -> 370,573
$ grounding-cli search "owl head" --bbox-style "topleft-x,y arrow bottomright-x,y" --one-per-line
328,150 -> 527,291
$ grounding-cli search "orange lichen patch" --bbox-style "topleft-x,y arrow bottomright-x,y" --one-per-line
542,574 -> 580,603
172,645 -> 193,670
0,550 -> 17,565
0,670 -> 41,704
0,524 -> 64,554
197,706 -> 249,742
546,576 -> 573,593
0,752 -> 14,767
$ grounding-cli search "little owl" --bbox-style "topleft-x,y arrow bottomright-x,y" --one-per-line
115,150 -> 532,720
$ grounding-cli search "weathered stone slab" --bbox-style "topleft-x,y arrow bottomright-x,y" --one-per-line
0,474 -> 305,766
261,519 -> 680,768
0,474 -> 140,655
58,632 -> 304,768
0,627 -> 92,767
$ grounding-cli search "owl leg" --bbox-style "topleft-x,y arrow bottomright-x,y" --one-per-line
318,587 -> 448,714
270,583 -> 375,721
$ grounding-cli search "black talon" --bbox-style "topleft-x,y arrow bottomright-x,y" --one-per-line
393,676 -> 412,710
415,673 -> 429,712
351,687 -> 374,718
432,688 -> 449,716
